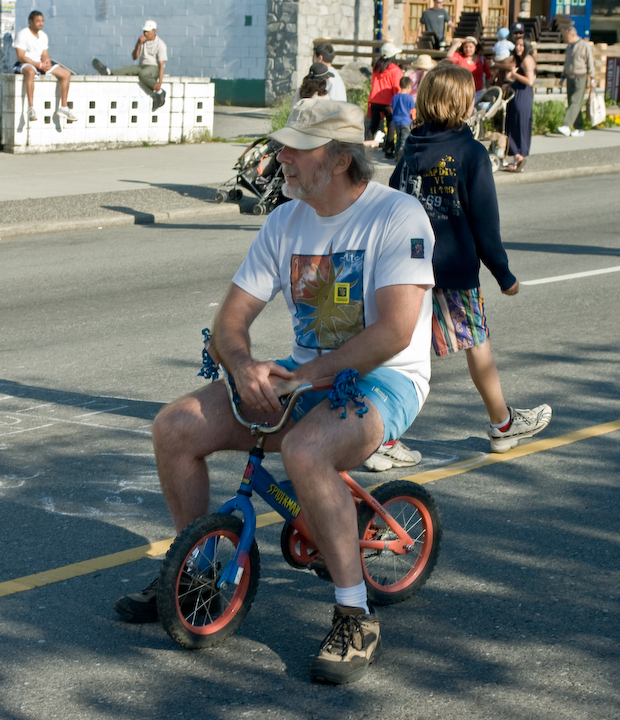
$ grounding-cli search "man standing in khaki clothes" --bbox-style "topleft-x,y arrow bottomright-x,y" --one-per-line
557,26 -> 596,138
92,20 -> 168,111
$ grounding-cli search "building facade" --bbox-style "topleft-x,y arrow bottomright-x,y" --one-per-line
5,0 -> 403,106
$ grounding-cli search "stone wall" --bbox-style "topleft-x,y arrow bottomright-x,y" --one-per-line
266,0 -> 404,105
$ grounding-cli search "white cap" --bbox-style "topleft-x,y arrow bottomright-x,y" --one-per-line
380,42 -> 402,58
143,20 -> 157,32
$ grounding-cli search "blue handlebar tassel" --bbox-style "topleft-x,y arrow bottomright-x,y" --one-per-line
198,327 -> 220,382
328,369 -> 367,419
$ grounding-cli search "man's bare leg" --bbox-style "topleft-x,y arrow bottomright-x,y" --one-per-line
152,380 -> 285,533
281,400 -> 384,588
21,65 -> 35,107
50,65 -> 71,106
465,342 -> 509,425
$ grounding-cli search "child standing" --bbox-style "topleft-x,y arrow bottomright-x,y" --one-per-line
365,63 -> 551,471
390,76 -> 416,162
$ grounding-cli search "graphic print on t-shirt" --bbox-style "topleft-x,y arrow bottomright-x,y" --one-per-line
291,249 -> 364,350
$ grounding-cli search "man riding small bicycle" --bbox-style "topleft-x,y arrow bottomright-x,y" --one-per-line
115,98 -> 436,684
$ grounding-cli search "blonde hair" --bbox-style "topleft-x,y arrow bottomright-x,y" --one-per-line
415,63 -> 475,129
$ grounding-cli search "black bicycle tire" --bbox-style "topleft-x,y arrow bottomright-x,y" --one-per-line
157,513 -> 260,649
357,480 -> 442,606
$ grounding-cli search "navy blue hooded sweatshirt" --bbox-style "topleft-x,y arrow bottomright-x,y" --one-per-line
389,123 -> 516,291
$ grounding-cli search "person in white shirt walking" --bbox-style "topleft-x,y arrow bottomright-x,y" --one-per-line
92,20 -> 168,111
313,42 -> 348,101
13,10 -> 77,123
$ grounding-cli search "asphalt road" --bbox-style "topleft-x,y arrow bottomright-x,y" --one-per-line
1,176 -> 619,720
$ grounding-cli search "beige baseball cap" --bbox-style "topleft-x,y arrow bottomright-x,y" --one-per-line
143,20 -> 157,31
269,98 -> 365,150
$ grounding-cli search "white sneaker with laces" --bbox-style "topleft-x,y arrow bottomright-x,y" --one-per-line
557,126 -> 571,137
27,106 -> 37,121
571,129 -> 585,137
363,440 -> 422,472
57,106 -> 78,122
488,404 -> 552,453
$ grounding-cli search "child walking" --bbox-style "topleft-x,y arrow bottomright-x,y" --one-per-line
390,76 -> 416,162
365,63 -> 551,471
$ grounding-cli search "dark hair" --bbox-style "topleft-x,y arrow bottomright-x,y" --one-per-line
327,140 -> 375,185
28,10 -> 43,21
399,76 -> 413,89
512,38 -> 532,62
299,77 -> 328,99
314,43 -> 335,64
373,56 -> 396,74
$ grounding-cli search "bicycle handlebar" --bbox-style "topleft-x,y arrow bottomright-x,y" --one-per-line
221,366 -> 334,435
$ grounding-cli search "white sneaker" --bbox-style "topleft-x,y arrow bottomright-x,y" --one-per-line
363,440 -> 422,472
27,106 -> 37,121
57,106 -> 78,122
571,129 -> 585,137
488,404 -> 552,453
557,126 -> 571,137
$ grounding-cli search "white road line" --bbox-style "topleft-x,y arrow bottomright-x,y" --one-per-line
0,423 -> 56,437
522,265 -> 620,286
74,405 -> 129,418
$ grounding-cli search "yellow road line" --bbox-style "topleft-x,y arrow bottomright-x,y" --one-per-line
1,419 -> 618,599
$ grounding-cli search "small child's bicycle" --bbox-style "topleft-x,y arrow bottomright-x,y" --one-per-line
156,371 -> 442,649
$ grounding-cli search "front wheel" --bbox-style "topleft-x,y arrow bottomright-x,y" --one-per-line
157,513 -> 260,649
357,481 -> 441,606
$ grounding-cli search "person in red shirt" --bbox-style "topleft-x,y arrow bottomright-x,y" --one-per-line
366,42 -> 403,158
447,36 -> 492,99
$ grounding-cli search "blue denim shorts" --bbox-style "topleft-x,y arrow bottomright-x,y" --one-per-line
275,358 -> 420,444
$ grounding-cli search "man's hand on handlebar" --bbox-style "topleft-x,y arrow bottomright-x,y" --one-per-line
232,359 -> 296,414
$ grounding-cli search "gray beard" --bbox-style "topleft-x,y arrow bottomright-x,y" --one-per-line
281,160 -> 334,201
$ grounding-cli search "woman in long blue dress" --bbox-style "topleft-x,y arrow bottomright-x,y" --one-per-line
504,37 -> 536,172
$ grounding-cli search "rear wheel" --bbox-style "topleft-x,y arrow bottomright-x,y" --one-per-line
157,513 -> 260,649
489,154 -> 501,173
357,481 -> 441,606
229,188 -> 243,201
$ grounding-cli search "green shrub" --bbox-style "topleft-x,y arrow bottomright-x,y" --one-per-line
346,79 -> 371,111
532,100 -> 566,135
270,93 -> 294,133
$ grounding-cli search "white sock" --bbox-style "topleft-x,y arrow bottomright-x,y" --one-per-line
106,68 -> 111,75
491,414 -> 511,430
334,581 -> 369,613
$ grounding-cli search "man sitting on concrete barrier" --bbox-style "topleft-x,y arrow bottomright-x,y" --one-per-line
13,10 -> 78,123
113,98 -> 436,685
92,20 -> 167,111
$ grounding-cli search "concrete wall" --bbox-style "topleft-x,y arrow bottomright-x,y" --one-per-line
2,73 -> 214,152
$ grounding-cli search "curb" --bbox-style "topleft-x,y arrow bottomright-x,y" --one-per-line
493,162 -> 620,184
0,201 -> 251,241
2,162 -> 620,240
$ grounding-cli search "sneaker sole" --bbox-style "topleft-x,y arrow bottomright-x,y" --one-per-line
310,638 -> 382,684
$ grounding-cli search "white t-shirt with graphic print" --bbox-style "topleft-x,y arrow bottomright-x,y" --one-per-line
232,181 -> 436,404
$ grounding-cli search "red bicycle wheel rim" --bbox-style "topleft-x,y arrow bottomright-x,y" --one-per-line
361,495 -> 434,593
176,530 -> 251,635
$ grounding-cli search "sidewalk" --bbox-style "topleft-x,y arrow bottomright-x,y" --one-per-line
1,105 -> 620,239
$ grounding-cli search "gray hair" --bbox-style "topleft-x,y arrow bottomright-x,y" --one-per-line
327,140 -> 375,186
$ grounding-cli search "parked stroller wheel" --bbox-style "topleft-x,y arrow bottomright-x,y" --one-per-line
489,155 -> 501,173
229,188 -> 243,201
214,191 -> 226,204
252,203 -> 266,215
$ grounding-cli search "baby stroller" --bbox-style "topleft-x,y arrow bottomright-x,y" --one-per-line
466,85 -> 515,173
215,137 -> 287,215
